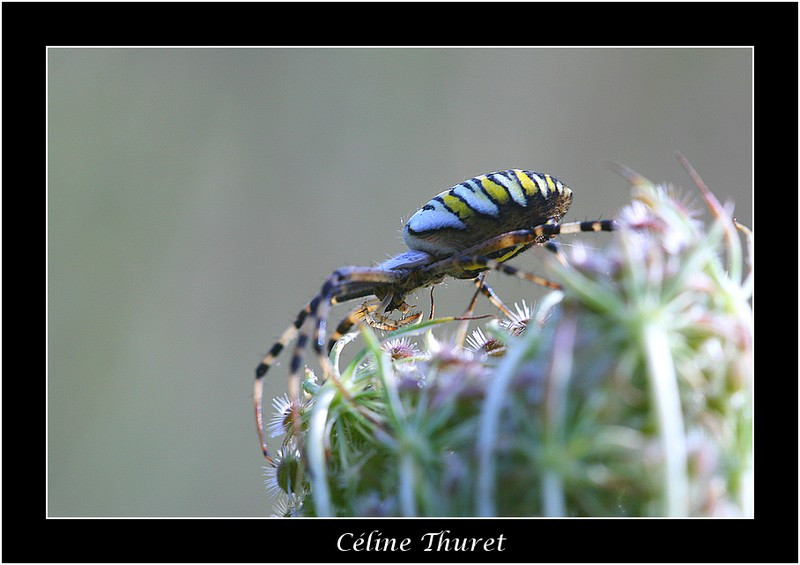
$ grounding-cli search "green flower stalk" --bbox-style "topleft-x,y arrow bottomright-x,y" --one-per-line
266,156 -> 753,517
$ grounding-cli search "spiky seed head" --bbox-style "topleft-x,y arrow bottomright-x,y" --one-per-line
500,300 -> 534,336
381,337 -> 421,360
465,327 -> 506,357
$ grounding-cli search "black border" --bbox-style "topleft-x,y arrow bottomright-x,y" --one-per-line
12,2 -> 796,563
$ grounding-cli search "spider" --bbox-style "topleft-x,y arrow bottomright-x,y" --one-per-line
255,169 -> 617,463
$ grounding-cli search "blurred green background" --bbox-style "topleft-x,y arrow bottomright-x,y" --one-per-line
47,48 -> 752,517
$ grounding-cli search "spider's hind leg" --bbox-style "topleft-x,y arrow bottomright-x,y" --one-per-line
254,296 -> 320,463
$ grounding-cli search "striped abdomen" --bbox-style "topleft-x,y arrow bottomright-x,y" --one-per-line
403,169 -> 573,257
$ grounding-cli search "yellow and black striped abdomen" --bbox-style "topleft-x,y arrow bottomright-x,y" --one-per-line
403,169 -> 573,258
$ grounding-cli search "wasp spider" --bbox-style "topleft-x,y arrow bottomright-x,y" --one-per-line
255,169 -> 616,463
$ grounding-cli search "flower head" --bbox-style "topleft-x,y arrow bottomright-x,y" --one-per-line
500,300 -> 534,336
465,327 -> 506,357
381,336 -> 421,360
267,393 -> 306,439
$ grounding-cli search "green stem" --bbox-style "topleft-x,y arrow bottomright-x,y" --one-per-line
476,325 -> 536,516
399,451 -> 417,516
642,321 -> 688,516
308,386 -> 337,517
541,309 -> 577,516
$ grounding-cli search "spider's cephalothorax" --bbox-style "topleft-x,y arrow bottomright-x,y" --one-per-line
255,169 -> 616,463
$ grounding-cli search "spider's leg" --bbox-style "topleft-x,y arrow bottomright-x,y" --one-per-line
481,219 -> 616,247
280,272 -> 362,443
473,254 -> 560,289
424,232 -> 557,289
543,240 -> 569,267
455,273 -> 487,347
326,296 -> 405,354
325,297 -> 410,352
326,300 -> 379,354
310,267 -> 409,379
391,309 -> 424,328
428,286 -> 435,320
309,273 -> 419,434
545,219 -> 617,236
284,293 -> 332,456
472,276 -> 514,318
254,296 -> 319,464
528,219 -> 616,272
458,252 -> 566,292
281,280 -> 367,466
432,220 -> 617,290
361,294 -> 423,332
361,294 -> 397,331
364,310 -> 423,332
299,280 -> 340,385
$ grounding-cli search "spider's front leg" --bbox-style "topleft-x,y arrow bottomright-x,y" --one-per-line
254,295 -> 321,463
308,267 -> 411,378
324,295 -> 421,355
324,297 -> 408,356
255,270 -> 365,463
359,295 -> 423,332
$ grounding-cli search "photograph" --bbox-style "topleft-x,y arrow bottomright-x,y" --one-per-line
48,45 -> 753,519
40,32 -> 773,561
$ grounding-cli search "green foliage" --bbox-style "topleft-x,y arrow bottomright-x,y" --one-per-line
265,158 -> 753,517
